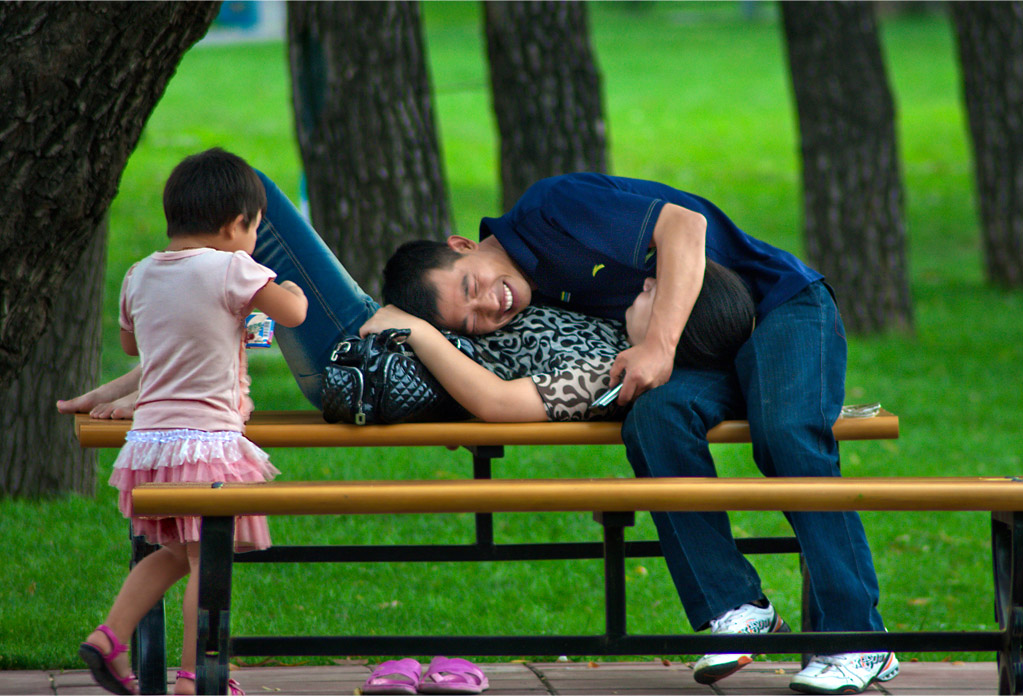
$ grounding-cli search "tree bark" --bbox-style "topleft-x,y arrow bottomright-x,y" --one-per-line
1,222 -> 106,497
288,1 -> 451,301
781,1 -> 913,334
0,1 -> 220,496
483,1 -> 607,212
951,1 -> 1023,287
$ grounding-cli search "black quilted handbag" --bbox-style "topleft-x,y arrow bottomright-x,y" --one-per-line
321,328 -> 475,425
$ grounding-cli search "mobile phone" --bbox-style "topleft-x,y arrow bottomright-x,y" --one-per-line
592,382 -> 623,408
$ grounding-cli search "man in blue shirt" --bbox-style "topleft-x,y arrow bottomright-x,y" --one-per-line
381,173 -> 897,695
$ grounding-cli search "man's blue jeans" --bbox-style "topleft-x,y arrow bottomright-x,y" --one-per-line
622,281 -> 885,634
252,171 -> 380,408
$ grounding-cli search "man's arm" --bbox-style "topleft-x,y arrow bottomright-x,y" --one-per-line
611,203 -> 706,404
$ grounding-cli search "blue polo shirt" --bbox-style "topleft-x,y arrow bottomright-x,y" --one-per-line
479,173 -> 822,322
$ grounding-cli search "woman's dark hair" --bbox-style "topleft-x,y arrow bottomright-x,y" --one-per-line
163,148 -> 266,238
675,260 -> 755,370
382,239 -> 462,326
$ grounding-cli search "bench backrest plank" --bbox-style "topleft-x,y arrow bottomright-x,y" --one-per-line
76,409 -> 898,448
131,476 -> 1023,516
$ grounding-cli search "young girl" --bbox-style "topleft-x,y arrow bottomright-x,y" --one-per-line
77,149 -> 308,696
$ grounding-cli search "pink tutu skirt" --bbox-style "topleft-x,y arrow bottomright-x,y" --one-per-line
110,429 -> 280,552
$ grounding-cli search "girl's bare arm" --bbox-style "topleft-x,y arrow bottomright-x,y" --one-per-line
250,280 -> 308,327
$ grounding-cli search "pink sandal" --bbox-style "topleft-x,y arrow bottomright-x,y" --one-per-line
362,658 -> 422,695
78,624 -> 139,695
176,669 -> 245,695
419,657 -> 489,694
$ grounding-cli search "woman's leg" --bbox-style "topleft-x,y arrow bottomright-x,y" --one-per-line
253,171 -> 380,408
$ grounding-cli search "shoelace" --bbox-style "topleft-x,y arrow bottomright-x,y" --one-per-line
709,607 -> 768,634
810,653 -> 882,673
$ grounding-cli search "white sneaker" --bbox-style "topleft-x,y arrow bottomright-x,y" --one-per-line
692,602 -> 790,684
790,652 -> 899,694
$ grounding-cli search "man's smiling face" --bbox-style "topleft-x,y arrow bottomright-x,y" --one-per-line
426,240 -> 532,335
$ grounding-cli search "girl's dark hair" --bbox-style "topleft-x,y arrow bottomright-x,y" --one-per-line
675,260 -> 755,370
163,148 -> 266,238
382,239 -> 462,326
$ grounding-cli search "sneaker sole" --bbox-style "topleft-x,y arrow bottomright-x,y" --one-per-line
694,655 -> 754,685
693,617 -> 792,685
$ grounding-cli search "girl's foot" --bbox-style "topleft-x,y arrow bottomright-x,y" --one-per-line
173,670 -> 196,696
175,670 -> 244,695
79,625 -> 138,695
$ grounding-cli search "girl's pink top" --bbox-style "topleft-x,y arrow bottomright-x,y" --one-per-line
119,248 -> 276,433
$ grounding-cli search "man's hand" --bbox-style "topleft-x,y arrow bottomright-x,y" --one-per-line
609,339 -> 675,405
358,304 -> 425,338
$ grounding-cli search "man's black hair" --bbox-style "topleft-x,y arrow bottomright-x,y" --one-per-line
675,260 -> 756,370
382,239 -> 462,326
163,147 -> 266,238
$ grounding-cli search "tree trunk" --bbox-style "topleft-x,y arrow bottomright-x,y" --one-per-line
0,1 -> 220,496
483,1 -> 607,212
287,1 -> 451,301
951,1 -> 1023,287
1,222 -> 106,497
781,1 -> 913,334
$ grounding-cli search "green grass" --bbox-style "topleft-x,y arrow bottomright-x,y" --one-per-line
3,1 -> 1022,671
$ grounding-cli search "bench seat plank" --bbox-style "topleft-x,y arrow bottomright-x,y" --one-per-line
132,476 -> 1023,516
77,409 -> 898,448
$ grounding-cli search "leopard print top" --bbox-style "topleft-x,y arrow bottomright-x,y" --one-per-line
470,305 -> 630,422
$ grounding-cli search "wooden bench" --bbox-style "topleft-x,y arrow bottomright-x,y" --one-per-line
77,409 -> 1023,695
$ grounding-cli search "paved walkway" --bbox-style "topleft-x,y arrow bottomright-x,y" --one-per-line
0,660 -> 1000,695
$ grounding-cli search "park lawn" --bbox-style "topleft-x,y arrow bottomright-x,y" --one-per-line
2,2 -> 1021,671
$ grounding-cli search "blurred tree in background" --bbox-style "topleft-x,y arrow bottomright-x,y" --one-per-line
287,0 -> 450,300
483,1 -> 607,212
781,0 -> 914,335
952,1 -> 1023,288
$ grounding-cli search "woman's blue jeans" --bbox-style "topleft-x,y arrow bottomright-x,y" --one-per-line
622,281 -> 885,634
251,171 -> 379,408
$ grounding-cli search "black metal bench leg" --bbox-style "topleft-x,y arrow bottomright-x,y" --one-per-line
800,553 -> 812,668
196,515 -> 235,696
992,511 -> 1023,694
131,531 -> 167,695
594,511 -> 636,642
469,446 -> 503,550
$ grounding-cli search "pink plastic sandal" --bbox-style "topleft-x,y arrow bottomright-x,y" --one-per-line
362,658 -> 422,695
176,669 -> 245,695
78,624 -> 139,695
419,657 -> 489,694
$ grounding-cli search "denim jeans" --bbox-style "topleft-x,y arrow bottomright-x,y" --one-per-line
251,171 -> 380,408
621,281 -> 885,634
